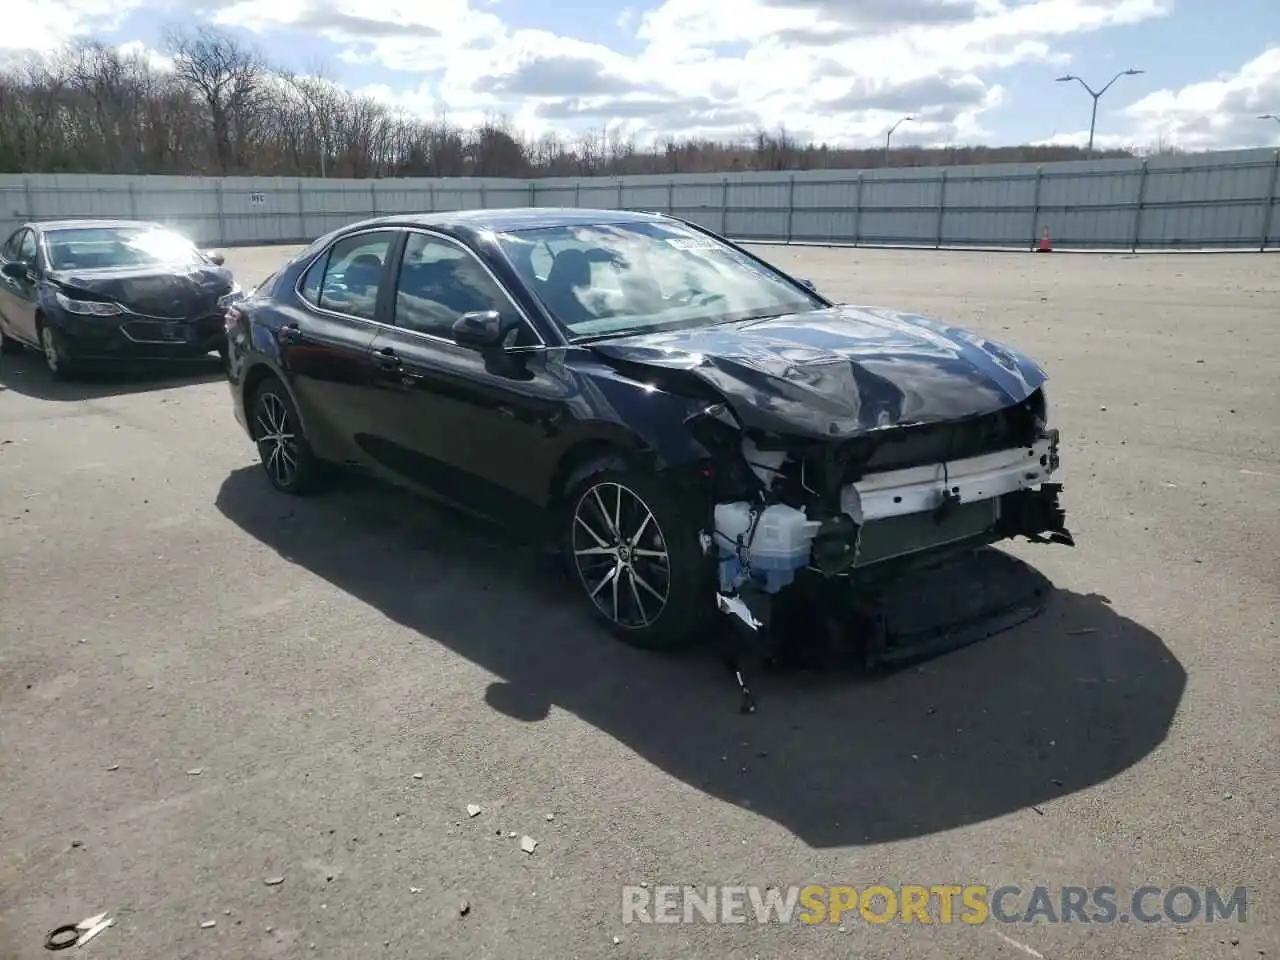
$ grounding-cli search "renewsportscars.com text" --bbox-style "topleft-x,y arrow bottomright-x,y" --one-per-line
621,884 -> 1249,926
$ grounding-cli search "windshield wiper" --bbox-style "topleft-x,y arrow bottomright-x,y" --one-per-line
713,310 -> 793,328
569,327 -> 656,344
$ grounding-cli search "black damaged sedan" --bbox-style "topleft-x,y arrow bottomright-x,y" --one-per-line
0,219 -> 243,380
225,208 -> 1074,658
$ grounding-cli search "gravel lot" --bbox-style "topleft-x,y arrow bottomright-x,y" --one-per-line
2,243 -> 1277,960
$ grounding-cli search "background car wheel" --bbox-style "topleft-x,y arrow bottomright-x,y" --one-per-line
562,469 -> 713,651
37,322 -> 75,381
250,377 -> 320,495
0,328 -> 22,355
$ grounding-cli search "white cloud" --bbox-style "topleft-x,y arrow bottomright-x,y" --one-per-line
4,0 -> 1196,149
1036,46 -> 1280,151
0,0 -> 147,53
201,0 -> 1175,146
116,40 -> 175,73
1123,46 -> 1280,150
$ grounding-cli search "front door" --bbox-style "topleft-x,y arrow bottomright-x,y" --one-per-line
362,229 -> 574,526
0,228 -> 40,345
283,228 -> 399,463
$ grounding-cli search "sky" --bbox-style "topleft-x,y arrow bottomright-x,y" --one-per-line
5,0 -> 1280,151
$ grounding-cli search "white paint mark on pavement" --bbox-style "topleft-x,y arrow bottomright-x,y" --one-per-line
994,930 -> 1047,958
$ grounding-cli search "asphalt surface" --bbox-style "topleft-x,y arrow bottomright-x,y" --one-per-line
1,243 -> 1277,960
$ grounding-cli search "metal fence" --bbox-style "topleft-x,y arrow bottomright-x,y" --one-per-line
3,147 -> 1278,252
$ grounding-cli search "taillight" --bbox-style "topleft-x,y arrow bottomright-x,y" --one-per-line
224,306 -> 243,334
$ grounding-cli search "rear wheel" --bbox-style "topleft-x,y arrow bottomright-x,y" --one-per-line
562,470 -> 712,650
249,376 -> 320,495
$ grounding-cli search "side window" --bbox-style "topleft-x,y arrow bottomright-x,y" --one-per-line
312,230 -> 396,321
298,251 -> 330,306
393,233 -> 524,341
0,229 -> 22,261
18,230 -> 37,263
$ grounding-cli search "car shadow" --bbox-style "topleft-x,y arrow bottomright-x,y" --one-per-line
0,350 -> 227,401
215,466 -> 1187,848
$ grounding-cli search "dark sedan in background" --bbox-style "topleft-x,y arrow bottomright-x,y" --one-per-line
0,219 -> 243,380
224,207 -> 1074,663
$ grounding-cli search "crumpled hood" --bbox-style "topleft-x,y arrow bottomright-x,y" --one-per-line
589,304 -> 1048,440
50,264 -> 233,319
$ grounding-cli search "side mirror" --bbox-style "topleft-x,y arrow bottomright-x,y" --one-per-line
204,250 -> 226,266
450,310 -> 506,350
796,277 -> 817,292
1,261 -> 29,280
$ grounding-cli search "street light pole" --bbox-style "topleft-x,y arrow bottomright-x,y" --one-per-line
884,116 -> 913,167
1056,68 -> 1144,159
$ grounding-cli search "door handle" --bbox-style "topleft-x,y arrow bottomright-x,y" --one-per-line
279,323 -> 304,343
373,346 -> 402,371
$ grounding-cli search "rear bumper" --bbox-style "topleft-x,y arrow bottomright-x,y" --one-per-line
230,379 -> 249,435
52,311 -> 227,362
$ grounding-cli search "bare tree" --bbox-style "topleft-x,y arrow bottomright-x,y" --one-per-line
164,25 -> 269,173
0,32 -> 1140,179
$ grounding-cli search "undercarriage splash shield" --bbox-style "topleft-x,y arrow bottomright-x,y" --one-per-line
825,547 -> 1053,668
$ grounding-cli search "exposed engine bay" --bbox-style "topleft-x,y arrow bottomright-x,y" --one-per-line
683,386 -> 1075,710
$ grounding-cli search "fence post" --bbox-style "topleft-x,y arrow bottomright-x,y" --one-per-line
296,181 -> 305,245
480,183 -> 487,209
667,180 -> 674,214
369,181 -> 378,216
428,182 -> 435,212
22,177 -> 34,218
935,169 -> 948,249
1260,149 -> 1280,252
785,174 -> 795,243
1029,166 -> 1043,251
720,178 -> 730,235
617,178 -> 624,210
127,182 -> 138,219
853,173 -> 863,246
216,181 -> 228,246
1130,159 -> 1149,253
574,182 -> 581,208
528,180 -> 536,207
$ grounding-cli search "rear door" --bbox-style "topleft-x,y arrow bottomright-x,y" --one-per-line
363,228 -> 574,524
280,228 -> 399,462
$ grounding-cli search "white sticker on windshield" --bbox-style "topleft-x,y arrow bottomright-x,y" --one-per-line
665,237 -> 721,251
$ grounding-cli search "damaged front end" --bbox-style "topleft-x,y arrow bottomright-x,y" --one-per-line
684,385 -> 1074,703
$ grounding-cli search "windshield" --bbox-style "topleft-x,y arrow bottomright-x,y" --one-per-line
496,221 -> 825,341
45,226 -> 207,272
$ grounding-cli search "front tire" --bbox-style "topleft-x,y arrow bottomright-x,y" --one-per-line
249,376 -> 320,495
38,322 -> 76,381
562,470 -> 712,651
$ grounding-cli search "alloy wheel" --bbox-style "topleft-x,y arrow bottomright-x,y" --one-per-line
571,481 -> 672,630
254,392 -> 299,489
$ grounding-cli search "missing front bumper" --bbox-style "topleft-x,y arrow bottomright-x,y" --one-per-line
713,481 -> 1074,654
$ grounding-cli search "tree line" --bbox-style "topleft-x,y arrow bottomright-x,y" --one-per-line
0,26 -> 1140,179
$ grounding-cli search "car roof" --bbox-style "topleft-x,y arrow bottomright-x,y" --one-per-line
355,207 -> 670,234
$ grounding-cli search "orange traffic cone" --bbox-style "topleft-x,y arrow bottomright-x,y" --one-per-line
1037,226 -> 1052,253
